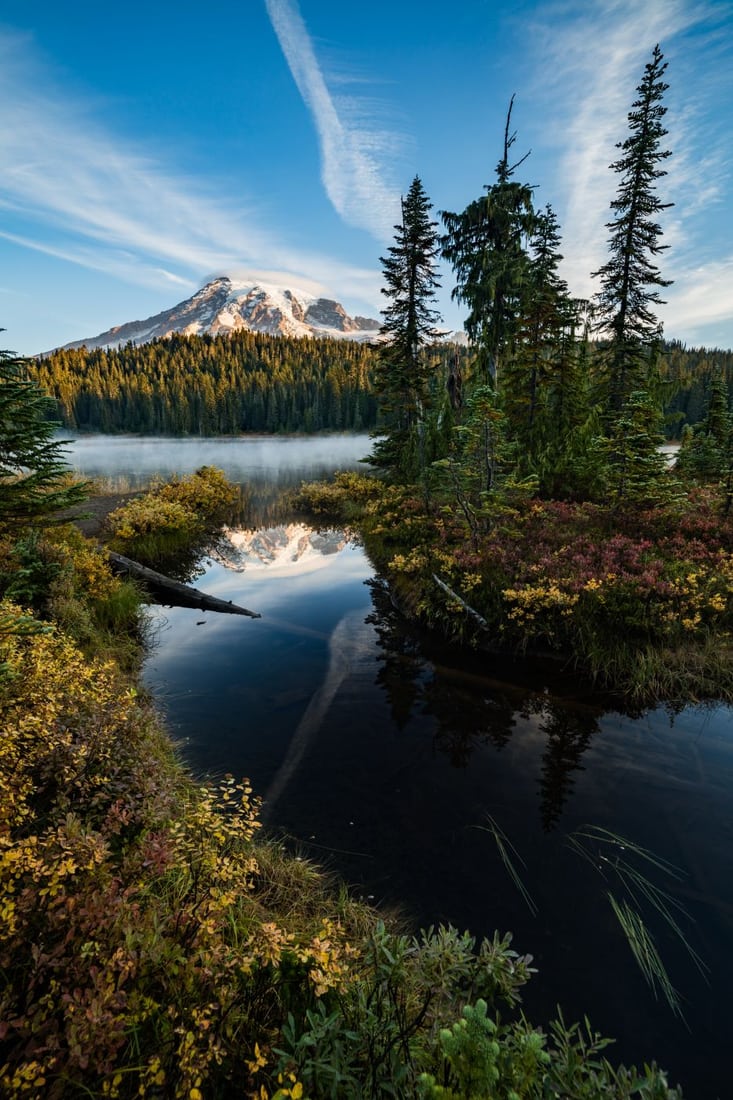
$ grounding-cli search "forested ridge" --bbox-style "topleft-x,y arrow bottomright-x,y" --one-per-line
34,330 -> 382,434
32,330 -> 389,435
32,325 -> 730,437
662,340 -> 733,432
32,327 -> 731,438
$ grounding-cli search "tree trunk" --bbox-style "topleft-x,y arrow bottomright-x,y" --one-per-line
108,551 -> 261,618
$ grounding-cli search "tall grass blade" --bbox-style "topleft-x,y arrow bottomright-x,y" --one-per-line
571,825 -> 682,878
607,892 -> 683,1019
615,864 -> 709,980
568,825 -> 706,1019
474,815 -> 538,917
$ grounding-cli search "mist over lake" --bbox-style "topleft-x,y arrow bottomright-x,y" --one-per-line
61,432 -> 374,490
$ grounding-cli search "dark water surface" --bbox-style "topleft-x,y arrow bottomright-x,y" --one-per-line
67,435 -> 733,1099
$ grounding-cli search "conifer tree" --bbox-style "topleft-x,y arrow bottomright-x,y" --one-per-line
676,367 -> 732,484
441,97 -> 536,389
0,341 -> 89,533
503,204 -> 580,461
371,175 -> 442,480
592,44 -> 673,418
602,390 -> 675,508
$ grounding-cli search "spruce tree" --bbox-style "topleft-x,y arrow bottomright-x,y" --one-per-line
441,97 -> 536,389
371,175 -> 442,481
503,203 -> 581,464
592,44 -> 673,418
0,341 -> 89,534
602,390 -> 674,508
676,367 -> 732,484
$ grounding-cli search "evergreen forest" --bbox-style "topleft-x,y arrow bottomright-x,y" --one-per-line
33,331 -> 385,435
30,328 -> 732,441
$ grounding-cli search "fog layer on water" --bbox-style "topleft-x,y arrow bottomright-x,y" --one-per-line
60,433 -> 373,491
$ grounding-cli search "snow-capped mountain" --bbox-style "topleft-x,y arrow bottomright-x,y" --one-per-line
214,524 -> 348,576
55,277 -> 381,352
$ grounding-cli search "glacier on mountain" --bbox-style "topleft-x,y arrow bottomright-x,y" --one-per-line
53,276 -> 382,352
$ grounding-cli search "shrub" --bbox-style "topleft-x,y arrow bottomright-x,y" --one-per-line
105,466 -> 240,572
292,471 -> 381,521
0,602 -> 681,1097
339,482 -> 733,701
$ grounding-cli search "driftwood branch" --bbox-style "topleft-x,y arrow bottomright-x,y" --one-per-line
108,551 -> 261,618
432,574 -> 490,632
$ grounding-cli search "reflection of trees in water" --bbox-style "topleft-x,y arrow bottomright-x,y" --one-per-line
231,471 -> 362,529
366,579 -> 425,730
112,467 -> 367,565
197,481 -> 341,576
536,708 -> 595,832
228,481 -> 292,528
148,483 -> 292,582
367,576 -> 604,829
424,675 -> 517,762
145,528 -> 232,585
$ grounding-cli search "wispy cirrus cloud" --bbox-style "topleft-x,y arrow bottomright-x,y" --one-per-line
264,0 -> 403,241
0,28 -> 383,306
663,255 -> 733,344
526,0 -> 732,342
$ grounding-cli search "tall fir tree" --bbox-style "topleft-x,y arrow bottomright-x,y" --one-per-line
502,203 -> 582,466
592,44 -> 673,419
676,366 -> 732,485
601,390 -> 674,508
371,176 -> 442,481
441,97 -> 536,390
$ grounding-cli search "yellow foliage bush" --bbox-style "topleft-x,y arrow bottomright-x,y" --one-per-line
503,583 -> 580,624
156,465 -> 239,515
293,470 -> 380,519
46,525 -> 124,602
0,601 -> 358,1098
105,467 -> 240,568
107,496 -> 194,542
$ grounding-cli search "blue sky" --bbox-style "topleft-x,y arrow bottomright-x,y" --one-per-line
1,0 -> 732,356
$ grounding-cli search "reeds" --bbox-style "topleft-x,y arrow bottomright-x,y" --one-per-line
477,815 -> 706,1019
566,825 -> 708,1018
475,815 -> 538,917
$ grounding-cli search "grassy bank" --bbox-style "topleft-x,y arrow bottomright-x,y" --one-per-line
295,473 -> 733,706
1,472 -> 683,1097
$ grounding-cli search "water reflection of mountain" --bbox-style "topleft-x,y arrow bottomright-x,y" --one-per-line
213,523 -> 348,574
367,577 -> 604,831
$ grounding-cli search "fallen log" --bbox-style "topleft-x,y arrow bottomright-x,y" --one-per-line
432,573 -> 490,633
107,551 -> 261,618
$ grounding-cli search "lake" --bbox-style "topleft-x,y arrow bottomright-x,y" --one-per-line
65,433 -> 733,1099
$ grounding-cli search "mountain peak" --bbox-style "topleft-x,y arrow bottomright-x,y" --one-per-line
54,278 -> 382,352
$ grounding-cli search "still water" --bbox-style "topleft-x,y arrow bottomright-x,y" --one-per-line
65,434 -> 733,1099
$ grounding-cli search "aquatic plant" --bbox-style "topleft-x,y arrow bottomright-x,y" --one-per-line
473,816 -> 538,917
475,813 -> 705,1023
566,826 -> 708,1019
